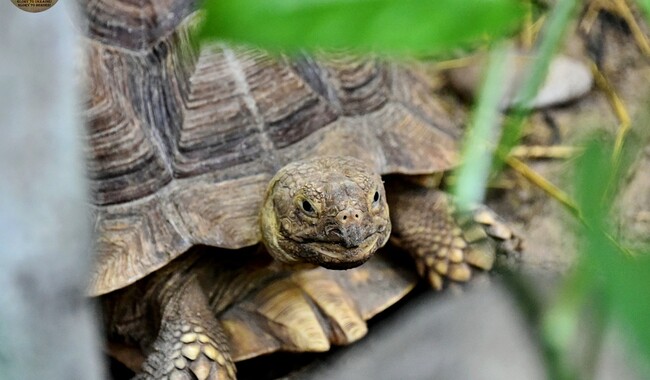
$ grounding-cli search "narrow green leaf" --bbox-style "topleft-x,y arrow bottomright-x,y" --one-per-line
453,44 -> 509,209
607,256 -> 650,370
494,0 -> 578,168
553,135 -> 650,377
575,140 -> 613,225
577,140 -> 650,375
199,0 -> 524,55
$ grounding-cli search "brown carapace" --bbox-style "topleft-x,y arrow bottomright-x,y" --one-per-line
81,1 -> 521,379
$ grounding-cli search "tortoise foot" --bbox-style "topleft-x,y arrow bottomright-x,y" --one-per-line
412,207 -> 509,290
388,185 -> 521,290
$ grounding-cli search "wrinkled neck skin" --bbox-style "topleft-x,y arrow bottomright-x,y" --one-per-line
259,156 -> 391,270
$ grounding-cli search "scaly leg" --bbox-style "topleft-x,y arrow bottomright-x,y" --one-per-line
105,249 -> 419,376
135,274 -> 236,380
387,181 -> 520,290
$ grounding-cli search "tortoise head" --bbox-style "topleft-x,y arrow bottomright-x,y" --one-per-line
260,156 -> 391,269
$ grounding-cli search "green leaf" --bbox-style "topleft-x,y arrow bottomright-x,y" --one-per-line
576,141 -> 650,374
549,136 -> 650,377
607,256 -> 650,364
199,0 -> 525,55
575,140 -> 613,225
453,44 -> 509,209
493,0 -> 578,169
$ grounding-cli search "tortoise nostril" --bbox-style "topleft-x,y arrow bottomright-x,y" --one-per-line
336,209 -> 364,224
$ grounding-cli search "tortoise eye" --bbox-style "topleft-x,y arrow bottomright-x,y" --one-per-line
301,200 -> 315,214
373,191 -> 380,203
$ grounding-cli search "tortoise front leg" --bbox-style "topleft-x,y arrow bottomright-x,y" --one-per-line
136,276 -> 236,380
387,181 -> 520,290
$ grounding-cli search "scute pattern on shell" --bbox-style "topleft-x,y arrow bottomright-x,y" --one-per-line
79,0 -> 197,51
84,2 -> 463,295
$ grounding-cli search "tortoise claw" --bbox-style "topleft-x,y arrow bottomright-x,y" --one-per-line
388,186 -> 521,290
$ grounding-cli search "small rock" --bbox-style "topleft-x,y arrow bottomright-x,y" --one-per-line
448,48 -> 593,110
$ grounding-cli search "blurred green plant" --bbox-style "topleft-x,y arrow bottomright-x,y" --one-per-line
453,43 -> 510,209
543,136 -> 649,380
199,0 -> 524,55
455,0 -> 580,212
493,0 -> 578,170
540,3 -> 650,379
640,0 -> 650,18
198,0 -> 650,378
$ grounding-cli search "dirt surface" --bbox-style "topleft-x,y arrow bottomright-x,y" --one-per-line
488,13 -> 650,274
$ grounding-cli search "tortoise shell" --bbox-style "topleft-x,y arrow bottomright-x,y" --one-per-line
82,0 -> 462,296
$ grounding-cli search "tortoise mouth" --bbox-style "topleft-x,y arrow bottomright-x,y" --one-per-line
303,233 -> 381,269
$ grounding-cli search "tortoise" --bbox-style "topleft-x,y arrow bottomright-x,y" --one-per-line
81,1 -> 520,379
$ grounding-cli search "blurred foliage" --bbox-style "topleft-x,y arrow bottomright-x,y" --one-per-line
640,0 -> 650,18
453,44 -> 510,208
199,0 -> 524,55
545,137 -> 650,379
544,3 -> 650,378
494,0 -> 578,169
455,0 -> 578,209
198,0 -> 650,378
